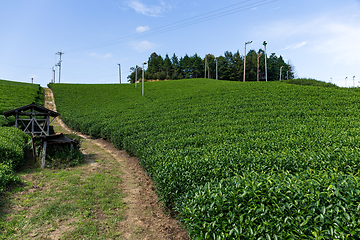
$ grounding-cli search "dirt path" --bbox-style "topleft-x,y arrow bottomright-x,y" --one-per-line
44,88 -> 189,240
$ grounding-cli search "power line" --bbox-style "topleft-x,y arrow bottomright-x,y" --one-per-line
68,0 -> 278,53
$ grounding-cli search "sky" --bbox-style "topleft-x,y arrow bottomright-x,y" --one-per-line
0,0 -> 359,87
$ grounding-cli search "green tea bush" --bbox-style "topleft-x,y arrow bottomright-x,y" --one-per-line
0,79 -> 43,127
0,163 -> 21,192
0,79 -> 44,191
50,79 -> 360,238
0,127 -> 30,169
285,78 -> 338,88
178,170 -> 360,239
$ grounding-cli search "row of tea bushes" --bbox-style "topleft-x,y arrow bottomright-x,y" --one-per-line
0,79 -> 43,191
0,127 -> 29,192
50,79 -> 360,238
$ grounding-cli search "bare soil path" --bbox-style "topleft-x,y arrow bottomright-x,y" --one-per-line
45,88 -> 189,240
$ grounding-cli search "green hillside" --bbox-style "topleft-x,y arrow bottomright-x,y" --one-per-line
0,79 -> 43,192
0,79 -> 43,127
50,79 -> 360,239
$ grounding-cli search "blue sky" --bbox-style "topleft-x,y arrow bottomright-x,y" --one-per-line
0,0 -> 359,87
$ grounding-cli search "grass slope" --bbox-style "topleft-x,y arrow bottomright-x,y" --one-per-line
0,79 -> 44,193
50,79 -> 360,239
0,79 -> 43,127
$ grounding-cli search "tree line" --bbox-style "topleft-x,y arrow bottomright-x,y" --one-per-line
127,50 -> 295,83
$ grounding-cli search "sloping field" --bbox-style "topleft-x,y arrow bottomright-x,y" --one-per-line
0,79 -> 43,127
50,79 -> 360,239
0,80 -> 42,192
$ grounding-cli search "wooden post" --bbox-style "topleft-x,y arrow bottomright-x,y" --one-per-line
46,115 -> 50,135
42,140 -> 47,168
32,136 -> 37,162
31,107 -> 35,134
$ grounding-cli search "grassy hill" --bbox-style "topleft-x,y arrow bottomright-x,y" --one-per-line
50,79 -> 360,239
0,79 -> 43,193
0,79 -> 43,127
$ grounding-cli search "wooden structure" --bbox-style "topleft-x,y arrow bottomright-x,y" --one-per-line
3,102 -> 60,136
3,103 -> 61,168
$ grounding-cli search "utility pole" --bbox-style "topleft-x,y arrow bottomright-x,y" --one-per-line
345,76 -> 348,87
56,51 -> 64,83
257,52 -> 262,81
243,41 -> 252,82
215,58 -> 218,80
52,66 -> 55,83
135,65 -> 138,88
142,62 -> 146,96
263,41 -> 268,82
118,63 -> 121,84
280,66 -> 284,81
208,64 -> 210,79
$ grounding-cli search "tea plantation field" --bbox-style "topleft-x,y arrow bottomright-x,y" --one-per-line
50,79 -> 360,239
0,79 -> 43,192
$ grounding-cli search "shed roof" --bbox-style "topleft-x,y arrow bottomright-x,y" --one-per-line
2,102 -> 60,118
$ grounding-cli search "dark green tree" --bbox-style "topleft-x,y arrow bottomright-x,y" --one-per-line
164,54 -> 172,79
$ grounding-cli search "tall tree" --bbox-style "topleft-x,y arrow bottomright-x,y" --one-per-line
245,50 -> 258,81
163,54 -> 172,79
171,53 -> 179,79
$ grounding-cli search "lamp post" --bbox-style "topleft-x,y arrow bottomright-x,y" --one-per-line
263,41 -> 267,82
118,63 -> 121,84
135,65 -> 138,88
142,62 -> 147,96
353,76 -> 356,87
280,66 -> 284,81
345,76 -> 348,87
243,41 -> 252,82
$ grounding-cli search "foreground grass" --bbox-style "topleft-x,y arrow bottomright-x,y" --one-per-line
0,139 -> 124,240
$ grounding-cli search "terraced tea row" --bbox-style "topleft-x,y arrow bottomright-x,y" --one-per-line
0,80 -> 42,192
50,79 -> 360,239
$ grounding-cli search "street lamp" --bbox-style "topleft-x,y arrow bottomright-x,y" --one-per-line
263,41 -> 267,82
243,41 -> 252,82
142,62 -> 147,96
353,76 -> 356,87
118,63 -> 121,84
345,77 -> 348,87
135,65 -> 138,88
280,66 -> 284,81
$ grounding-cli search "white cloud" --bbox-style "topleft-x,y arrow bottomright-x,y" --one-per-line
130,40 -> 157,52
124,0 -> 172,17
314,22 -> 360,66
257,15 -> 360,66
90,53 -> 112,59
136,25 -> 150,33
280,41 -> 309,51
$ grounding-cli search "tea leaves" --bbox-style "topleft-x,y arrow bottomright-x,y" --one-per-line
50,79 -> 360,238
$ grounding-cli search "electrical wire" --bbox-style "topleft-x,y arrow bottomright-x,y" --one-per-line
68,0 -> 278,53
